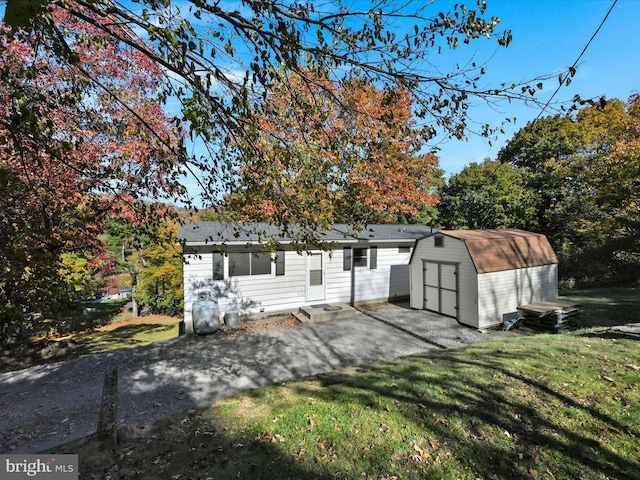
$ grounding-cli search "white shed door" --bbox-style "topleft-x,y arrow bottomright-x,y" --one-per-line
423,262 -> 440,312
423,261 -> 458,318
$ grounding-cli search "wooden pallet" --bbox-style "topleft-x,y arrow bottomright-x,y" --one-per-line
517,300 -> 581,332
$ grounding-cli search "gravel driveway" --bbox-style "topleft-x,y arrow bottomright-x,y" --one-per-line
0,302 -> 528,454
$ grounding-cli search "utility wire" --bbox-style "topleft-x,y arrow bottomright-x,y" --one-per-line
536,0 -> 617,119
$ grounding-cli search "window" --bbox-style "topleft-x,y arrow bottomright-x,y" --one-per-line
399,246 -> 411,253
229,251 -> 272,277
343,246 -> 377,269
370,246 -> 377,269
251,252 -> 272,275
309,252 -> 323,285
434,236 -> 444,247
353,247 -> 368,267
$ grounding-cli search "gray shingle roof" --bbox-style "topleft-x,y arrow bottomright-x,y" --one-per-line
179,221 -> 435,245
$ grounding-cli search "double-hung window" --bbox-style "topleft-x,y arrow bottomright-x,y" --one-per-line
229,251 -> 271,277
353,248 -> 368,267
343,246 -> 377,270
215,250 -> 285,278
212,252 -> 224,280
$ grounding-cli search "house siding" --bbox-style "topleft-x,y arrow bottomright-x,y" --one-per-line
183,247 -> 307,322
476,264 -> 558,328
182,248 -> 215,324
183,243 -> 415,322
324,244 -> 413,304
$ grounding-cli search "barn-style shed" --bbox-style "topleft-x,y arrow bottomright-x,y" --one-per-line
409,229 -> 559,329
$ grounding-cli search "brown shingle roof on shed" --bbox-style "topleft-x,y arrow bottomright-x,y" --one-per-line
441,229 -> 558,274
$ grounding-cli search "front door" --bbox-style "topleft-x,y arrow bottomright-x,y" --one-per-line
307,251 -> 325,301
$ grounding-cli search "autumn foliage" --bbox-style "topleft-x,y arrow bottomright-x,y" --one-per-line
494,95 -> 640,287
0,7 -> 182,337
225,71 -> 439,234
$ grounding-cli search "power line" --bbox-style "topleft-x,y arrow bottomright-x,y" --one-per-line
535,0 -> 617,119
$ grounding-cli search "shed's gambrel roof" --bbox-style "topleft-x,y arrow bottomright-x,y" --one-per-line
429,229 -> 558,274
179,221 -> 435,246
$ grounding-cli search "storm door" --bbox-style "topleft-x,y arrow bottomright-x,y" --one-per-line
307,251 -> 326,301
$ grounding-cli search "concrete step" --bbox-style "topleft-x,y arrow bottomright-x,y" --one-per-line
293,311 -> 311,324
298,302 -> 356,323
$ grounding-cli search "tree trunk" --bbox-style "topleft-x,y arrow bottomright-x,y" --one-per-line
131,289 -> 139,318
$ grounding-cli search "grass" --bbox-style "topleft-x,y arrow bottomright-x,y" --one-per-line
69,300 -> 181,356
52,288 -> 640,480
74,299 -> 132,329
73,321 -> 180,356
0,302 -> 181,373
559,288 -> 639,327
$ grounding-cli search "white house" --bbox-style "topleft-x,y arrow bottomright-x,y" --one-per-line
409,229 -> 559,329
179,222 -> 435,323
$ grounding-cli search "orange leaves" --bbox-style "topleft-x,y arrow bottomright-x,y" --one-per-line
227,68 -> 440,227
1,5 -> 180,226
258,431 -> 285,443
0,5 -> 182,322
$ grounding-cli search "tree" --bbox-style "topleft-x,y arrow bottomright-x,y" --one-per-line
497,96 -> 640,287
0,8 -> 180,339
437,159 -> 537,230
224,73 -> 440,238
58,253 -> 102,301
137,223 -> 183,315
103,216 -> 152,319
0,0 -> 579,336
570,96 -> 640,285
2,0 -> 564,242
496,115 -> 586,233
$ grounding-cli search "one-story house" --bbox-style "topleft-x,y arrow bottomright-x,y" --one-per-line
179,222 -> 435,323
409,229 -> 559,329
101,286 -> 133,302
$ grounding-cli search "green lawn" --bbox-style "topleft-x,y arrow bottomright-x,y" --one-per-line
560,288 -> 639,327
73,321 -> 180,356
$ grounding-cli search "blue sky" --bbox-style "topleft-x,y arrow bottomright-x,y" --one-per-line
431,0 -> 639,177
2,0 -> 636,197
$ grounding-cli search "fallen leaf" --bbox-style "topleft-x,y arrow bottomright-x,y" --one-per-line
412,442 -> 423,456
